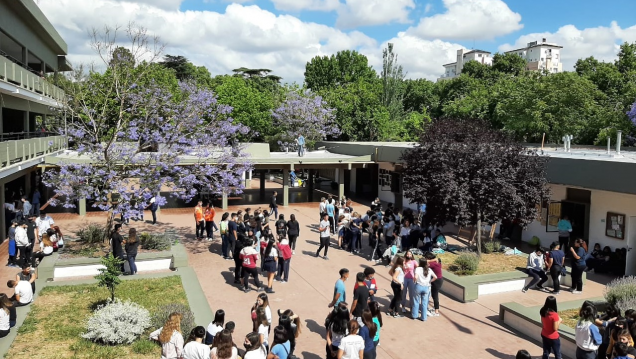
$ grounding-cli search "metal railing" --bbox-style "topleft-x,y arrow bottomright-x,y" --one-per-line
0,131 -> 59,141
0,53 -> 65,103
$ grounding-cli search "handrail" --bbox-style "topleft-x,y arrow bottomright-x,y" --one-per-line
0,131 -> 59,141
0,53 -> 65,103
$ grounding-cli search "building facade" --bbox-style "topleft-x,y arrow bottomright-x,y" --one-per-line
439,49 -> 492,80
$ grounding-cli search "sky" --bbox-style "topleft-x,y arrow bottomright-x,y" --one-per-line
35,0 -> 636,83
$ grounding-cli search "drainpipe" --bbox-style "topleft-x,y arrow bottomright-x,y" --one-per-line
617,130 -> 622,156
607,137 -> 611,155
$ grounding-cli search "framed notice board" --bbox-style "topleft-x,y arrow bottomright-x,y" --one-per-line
606,212 -> 625,239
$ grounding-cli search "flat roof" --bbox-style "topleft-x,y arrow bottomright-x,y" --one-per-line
464,49 -> 491,55
505,43 -> 563,53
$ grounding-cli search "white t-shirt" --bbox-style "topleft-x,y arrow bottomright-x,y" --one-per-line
35,216 -> 54,236
183,341 -> 211,359
394,267 -> 405,284
319,202 -> 326,213
0,309 -> 9,330
206,323 -> 223,338
15,280 -> 33,304
414,267 -> 436,287
42,246 -> 54,255
264,305 -> 272,325
338,334 -> 364,359
244,347 -> 267,359
320,220 -> 331,237
258,324 -> 269,346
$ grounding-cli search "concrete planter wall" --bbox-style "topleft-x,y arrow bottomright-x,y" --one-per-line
442,268 -> 585,303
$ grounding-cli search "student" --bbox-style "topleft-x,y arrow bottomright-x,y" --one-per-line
316,214 -> 331,260
220,212 -> 230,258
110,224 -> 124,265
8,271 -> 35,307
350,272 -> 369,323
0,298 -> 10,338
243,332 -> 267,359
211,329 -> 238,359
275,215 -> 286,240
388,256 -> 405,317
338,319 -> 364,359
240,238 -> 262,293
368,301 -> 382,347
124,228 -> 139,275
540,296 -> 562,359
228,213 -> 239,259
326,198 -> 336,233
402,249 -> 418,313
613,343 -> 632,359
6,220 -> 18,267
267,325 -> 291,359
515,350 -> 531,359
204,204 -> 218,241
30,233 -> 54,267
285,214 -> 300,254
278,310 -> 301,357
275,235 -> 292,283
183,326 -> 211,359
326,304 -> 350,359
354,267 -> 377,301
15,221 -> 29,267
522,247 -> 548,293
17,265 -> 36,295
570,239 -> 587,294
251,293 -> 272,332
329,268 -> 349,308
256,308 -> 270,351
150,312 -> 185,359
426,252 -> 443,316
546,242 -> 565,295
206,309 -> 226,345
412,258 -> 437,322
269,191 -> 279,220
0,294 -> 16,328
262,237 -> 278,294
607,328 -> 634,358
194,201 -> 205,240
360,310 -> 377,359
557,216 -> 572,255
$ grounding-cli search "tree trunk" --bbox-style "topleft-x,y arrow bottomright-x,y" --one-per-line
104,192 -> 114,243
476,215 -> 482,257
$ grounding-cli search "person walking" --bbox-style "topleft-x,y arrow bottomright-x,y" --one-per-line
316,214 -> 331,260
329,268 -> 349,308
557,216 -> 572,256
285,214 -> 300,255
194,201 -> 205,240
570,239 -> 587,294
412,258 -> 437,322
204,204 -> 218,241
388,257 -> 404,317
125,228 -> 139,275
351,272 -> 370,323
522,247 -> 549,293
269,192 -> 278,220
539,296 -> 562,359
296,134 -> 305,157
262,237 -> 278,294
546,242 -> 565,295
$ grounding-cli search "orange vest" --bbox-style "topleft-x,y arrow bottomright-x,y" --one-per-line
194,206 -> 203,222
204,208 -> 215,222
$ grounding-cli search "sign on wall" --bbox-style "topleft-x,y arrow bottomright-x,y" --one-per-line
606,212 -> 626,239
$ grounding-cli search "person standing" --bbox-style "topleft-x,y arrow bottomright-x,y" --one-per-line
557,216 -> 572,256
125,228 -> 139,275
412,258 -> 437,322
6,220 -> 18,267
204,204 -> 217,241
296,134 -> 305,157
570,239 -> 587,294
269,192 -> 278,220
148,195 -> 158,225
15,221 -> 29,267
110,224 -> 125,271
240,238 -> 262,293
194,201 -> 204,240
522,248 -> 548,293
286,214 -> 300,255
329,268 -> 349,308
228,213 -> 239,260
575,305 -> 602,359
31,189 -> 40,217
25,215 -> 37,265
546,242 -> 565,295
35,212 -> 54,242
402,250 -> 417,314
426,252 -> 443,317
540,296 -> 562,359
319,197 -> 327,222
388,257 -> 404,317
350,272 -> 370,324
20,197 -> 32,220
316,214 -> 331,260
326,200 -> 335,234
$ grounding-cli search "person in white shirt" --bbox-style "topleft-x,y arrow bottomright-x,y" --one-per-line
319,198 -> 327,221
35,213 -> 54,240
15,222 -> 29,267
7,276 -> 34,307
205,309 -> 225,345
338,319 -> 364,359
522,247 -> 548,293
183,326 -> 211,359
243,332 -> 267,359
412,258 -> 437,321
149,312 -> 185,359
316,214 -> 331,260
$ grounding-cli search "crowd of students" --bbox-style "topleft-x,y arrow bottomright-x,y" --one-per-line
149,293 -> 302,359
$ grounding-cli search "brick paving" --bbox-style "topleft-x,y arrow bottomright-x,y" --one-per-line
0,199 -> 612,359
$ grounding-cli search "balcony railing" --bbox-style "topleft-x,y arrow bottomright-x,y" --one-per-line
0,135 -> 67,168
0,52 -> 65,104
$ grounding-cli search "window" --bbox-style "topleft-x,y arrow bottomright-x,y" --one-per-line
541,58 -> 544,61
478,53 -> 482,57
546,202 -> 562,232
555,54 -> 559,59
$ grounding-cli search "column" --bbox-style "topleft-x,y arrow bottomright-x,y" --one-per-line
308,170 -> 314,202
0,183 -> 5,243
222,191 -> 228,210
24,111 -> 29,134
24,171 -> 31,197
78,198 -> 86,216
282,168 -> 289,207
241,171 -> 246,188
246,170 -> 252,189
259,170 -> 266,201
338,168 -> 345,200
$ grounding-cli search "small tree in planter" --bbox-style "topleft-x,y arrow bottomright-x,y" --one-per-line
96,254 -> 123,301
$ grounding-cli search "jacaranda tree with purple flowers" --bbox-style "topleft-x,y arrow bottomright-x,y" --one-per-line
271,89 -> 340,151
44,24 -> 251,234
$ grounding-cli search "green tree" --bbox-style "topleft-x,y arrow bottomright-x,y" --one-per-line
160,55 -> 195,80
461,60 -> 492,80
403,78 -> 436,114
616,42 -> 636,74
492,52 -> 527,76
96,254 -> 123,301
381,43 -> 406,124
304,50 -> 377,91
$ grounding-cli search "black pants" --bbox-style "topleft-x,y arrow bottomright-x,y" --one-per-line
242,266 -> 261,289
0,329 -> 8,338
234,256 -> 243,282
317,235 -> 329,256
196,220 -> 205,238
206,221 -> 218,239
328,216 -> 335,233
550,265 -> 562,293
349,232 -> 361,252
277,258 -> 290,281
390,281 -> 402,312
151,210 -> 157,224
288,235 -> 298,250
31,251 -> 51,267
559,236 -> 570,256
571,264 -> 586,291
17,246 -> 28,267
431,277 -> 443,310
524,268 -> 548,290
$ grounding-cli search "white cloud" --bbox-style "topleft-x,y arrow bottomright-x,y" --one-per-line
408,0 -> 523,41
110,0 -> 183,11
37,0 -> 378,83
424,3 -> 432,13
336,0 -> 415,29
269,0 -> 340,12
499,21 -> 636,71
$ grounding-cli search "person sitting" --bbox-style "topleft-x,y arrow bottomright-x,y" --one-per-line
594,246 -> 613,274
432,230 -> 447,250
31,233 -> 54,267
7,271 -> 35,307
585,243 -> 603,272
0,294 -> 16,329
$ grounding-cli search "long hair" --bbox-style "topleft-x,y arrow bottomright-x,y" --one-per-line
540,296 -> 558,318
213,309 -> 225,326
389,256 -> 404,276
0,294 -> 10,315
256,308 -> 269,328
369,301 -> 383,327
215,329 -> 234,359
282,309 -> 302,337
244,332 -> 264,354
578,305 -> 596,324
361,309 -> 377,338
264,239 -> 275,258
347,319 -> 360,335
128,228 -> 137,243
329,306 -> 350,335
159,312 -> 182,344
271,325 -> 288,348
419,257 -> 429,272
257,293 -> 269,309
290,214 -> 296,223
222,212 -> 229,221
41,233 -> 53,247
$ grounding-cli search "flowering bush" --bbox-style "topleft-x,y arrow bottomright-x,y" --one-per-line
605,276 -> 636,307
82,299 -> 151,345
151,303 -> 195,338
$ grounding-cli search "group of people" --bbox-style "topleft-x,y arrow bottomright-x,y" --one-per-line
150,293 -> 302,359
1,265 -> 38,338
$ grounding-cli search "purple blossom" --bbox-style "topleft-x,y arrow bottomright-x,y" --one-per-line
628,100 -> 636,126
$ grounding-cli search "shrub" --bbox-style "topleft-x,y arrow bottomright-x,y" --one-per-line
76,223 -> 108,244
82,299 -> 151,345
96,254 -> 123,301
481,240 -> 502,254
151,303 -> 195,338
131,339 -> 156,354
452,252 -> 480,275
605,276 -> 636,306
140,232 -> 172,251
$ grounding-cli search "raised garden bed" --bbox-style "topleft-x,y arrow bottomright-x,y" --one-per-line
437,251 -> 527,276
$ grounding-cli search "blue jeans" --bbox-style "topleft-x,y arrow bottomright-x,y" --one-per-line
541,335 -> 561,359
298,145 -> 304,157
402,277 -> 414,308
412,284 -> 430,321
127,254 -> 137,274
575,347 -> 594,359
221,234 -> 229,257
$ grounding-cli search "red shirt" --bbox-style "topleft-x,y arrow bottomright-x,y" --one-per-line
240,247 -> 259,269
541,311 -> 560,339
429,261 -> 442,279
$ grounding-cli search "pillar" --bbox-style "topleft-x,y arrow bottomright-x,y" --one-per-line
282,168 -> 289,207
0,183 -> 5,242
308,170 -> 314,202
246,170 -> 252,189
338,168 -> 345,201
24,171 -> 31,197
222,191 -> 228,210
241,171 -> 246,188
24,111 -> 29,134
78,198 -> 86,216
259,170 -> 266,201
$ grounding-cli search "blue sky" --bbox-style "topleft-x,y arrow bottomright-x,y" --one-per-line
39,0 -> 636,82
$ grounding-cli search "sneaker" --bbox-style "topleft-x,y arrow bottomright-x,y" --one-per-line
281,280 -> 287,284
430,312 -> 440,317
572,290 -> 582,294
552,291 -> 560,295
257,287 -> 264,292
315,253 -> 321,258
274,278 -> 280,282
233,280 -> 241,284
536,284 -> 545,290
292,250 -> 295,255
522,288 -> 528,293
393,313 -> 404,318
323,256 -> 329,260
244,287 -> 251,293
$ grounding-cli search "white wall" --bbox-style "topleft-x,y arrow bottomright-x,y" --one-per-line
378,162 -> 396,205
522,184 -> 636,251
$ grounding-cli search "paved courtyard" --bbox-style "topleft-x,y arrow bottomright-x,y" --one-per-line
0,199 -> 613,359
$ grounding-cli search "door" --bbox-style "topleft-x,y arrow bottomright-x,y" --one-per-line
627,217 -> 636,276
561,201 -> 589,241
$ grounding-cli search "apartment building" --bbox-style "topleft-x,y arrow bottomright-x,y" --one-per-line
0,0 -> 70,239
439,49 -> 492,80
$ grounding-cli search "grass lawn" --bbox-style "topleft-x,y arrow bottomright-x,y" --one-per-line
436,251 -> 528,275
560,308 -> 580,329
6,276 -> 188,359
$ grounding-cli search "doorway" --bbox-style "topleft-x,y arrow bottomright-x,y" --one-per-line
627,217 -> 636,276
560,201 -> 589,241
